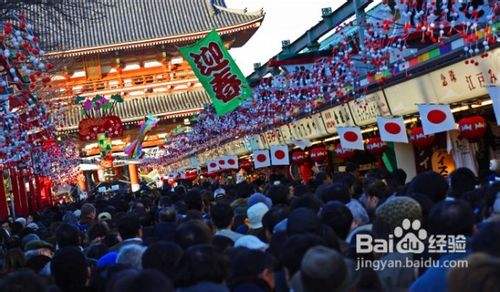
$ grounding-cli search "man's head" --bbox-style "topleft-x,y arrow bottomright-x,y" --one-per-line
319,201 -> 353,240
246,202 -> 269,230
315,172 -> 332,185
428,199 -> 475,237
80,203 -> 96,221
210,202 -> 234,230
447,253 -> 500,292
174,220 -> 212,249
281,234 -> 326,277
56,223 -> 82,248
287,207 -> 321,236
229,247 -> 274,289
185,189 -> 203,211
449,168 -> 477,199
158,207 -> 177,223
408,171 -> 449,202
118,215 -> 142,240
298,246 -> 348,292
110,269 -> 174,292
266,183 -> 289,205
319,183 -> 351,204
142,241 -> 183,279
51,247 -> 89,292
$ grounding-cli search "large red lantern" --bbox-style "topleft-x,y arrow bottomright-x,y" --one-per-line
291,149 -> 308,164
409,127 -> 435,149
458,116 -> 487,141
334,144 -> 356,160
183,169 -> 198,182
365,137 -> 387,156
309,145 -> 328,163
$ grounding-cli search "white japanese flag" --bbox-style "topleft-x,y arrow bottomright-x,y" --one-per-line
207,160 -> 220,173
216,156 -> 228,169
488,86 -> 500,125
337,126 -> 364,150
225,155 -> 239,169
418,104 -> 456,135
377,116 -> 409,143
253,149 -> 271,169
270,145 -> 290,165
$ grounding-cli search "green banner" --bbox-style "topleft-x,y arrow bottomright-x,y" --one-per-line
179,30 -> 252,116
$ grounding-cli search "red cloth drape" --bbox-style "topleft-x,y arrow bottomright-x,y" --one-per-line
0,172 -> 9,221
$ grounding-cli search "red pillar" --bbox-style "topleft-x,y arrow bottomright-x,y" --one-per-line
0,171 -> 9,221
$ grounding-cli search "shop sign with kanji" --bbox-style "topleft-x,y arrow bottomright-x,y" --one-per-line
180,30 -> 252,116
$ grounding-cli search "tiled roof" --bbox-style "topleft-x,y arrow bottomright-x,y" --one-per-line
36,0 -> 264,53
60,89 -> 210,130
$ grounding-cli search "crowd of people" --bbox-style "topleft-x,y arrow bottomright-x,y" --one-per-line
0,164 -> 499,292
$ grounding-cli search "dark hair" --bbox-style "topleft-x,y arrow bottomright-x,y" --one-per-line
290,194 -> 323,213
210,202 -> 234,229
175,244 -> 229,287
365,179 -> 389,199
319,183 -> 351,204
262,205 -> 289,234
174,220 -> 212,249
408,171 -> 449,202
2,248 -> 26,273
185,189 -> 203,211
0,270 -> 46,292
212,235 -> 234,253
118,215 -> 142,240
449,168 -> 477,199
471,221 -> 500,257
56,223 -> 82,248
428,200 -> 475,237
110,269 -> 173,292
142,242 -> 183,279
158,207 -> 176,223
51,247 -> 89,292
266,184 -> 289,205
319,201 -> 353,240
228,247 -> 273,284
80,203 -> 96,220
87,221 -> 109,242
280,234 -> 326,276
85,243 -> 108,261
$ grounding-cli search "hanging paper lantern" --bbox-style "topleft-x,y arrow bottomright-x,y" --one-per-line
240,158 -> 253,172
309,145 -> 329,163
365,137 -> 387,156
334,144 -> 356,160
409,127 -> 435,149
458,116 -> 487,141
183,169 -> 198,182
291,149 -> 308,164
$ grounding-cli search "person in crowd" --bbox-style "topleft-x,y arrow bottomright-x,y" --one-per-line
109,269 -> 174,292
407,171 -> 449,203
448,167 -> 478,200
51,246 -> 90,292
116,244 -> 146,270
447,253 -> 500,292
78,203 -> 97,234
211,202 -> 243,242
174,220 -> 212,249
112,215 -> 143,251
228,247 -> 274,292
56,223 -> 83,249
245,202 -> 269,242
142,241 -> 183,279
152,207 -> 177,242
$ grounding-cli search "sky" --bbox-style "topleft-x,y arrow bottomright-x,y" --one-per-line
226,0 -> 347,76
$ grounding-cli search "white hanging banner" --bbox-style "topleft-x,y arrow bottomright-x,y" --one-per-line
488,85 -> 500,125
270,145 -> 290,166
253,149 -> 271,169
418,104 -> 456,135
225,155 -> 239,169
337,126 -> 364,150
207,160 -> 220,173
377,116 -> 409,143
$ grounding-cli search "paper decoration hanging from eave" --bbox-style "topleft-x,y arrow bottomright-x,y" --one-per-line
377,116 -> 409,143
207,160 -> 220,173
225,155 -> 239,169
270,145 -> 290,165
488,86 -> 500,125
253,149 -> 271,169
337,126 -> 364,150
179,30 -> 252,116
418,104 -> 456,135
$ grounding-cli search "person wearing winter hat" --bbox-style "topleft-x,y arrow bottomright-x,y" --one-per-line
245,203 -> 269,242
247,193 -> 273,209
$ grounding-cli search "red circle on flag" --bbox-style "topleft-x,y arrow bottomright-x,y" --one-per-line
219,160 -> 225,165
343,131 -> 358,142
384,122 -> 401,134
209,163 -> 216,168
427,110 -> 447,124
274,150 -> 285,160
228,159 -> 236,165
256,154 -> 267,162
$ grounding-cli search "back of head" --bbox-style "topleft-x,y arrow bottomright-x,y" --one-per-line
117,244 -> 146,270
175,244 -> 228,288
56,223 -> 82,248
408,171 -> 448,202
319,201 -> 353,240
118,215 -> 142,240
80,203 -> 96,221
266,184 -> 289,205
449,168 -> 477,199
0,270 -> 46,292
158,207 -> 177,223
319,183 -> 350,204
142,241 -> 183,278
471,221 -> 500,257
185,189 -> 203,211
447,253 -> 500,292
110,269 -> 173,292
174,220 -> 212,249
229,247 -> 273,281
373,196 -> 422,239
281,234 -> 326,276
287,207 -> 321,236
428,199 -> 475,237
210,202 -> 234,229
300,246 -> 348,292
51,247 -> 88,292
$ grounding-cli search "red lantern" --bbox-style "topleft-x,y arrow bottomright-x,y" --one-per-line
183,169 -> 198,182
291,149 -> 308,164
409,127 -> 435,149
458,116 -> 487,141
334,144 -> 356,160
309,145 -> 328,163
78,115 -> 123,141
365,137 -> 387,156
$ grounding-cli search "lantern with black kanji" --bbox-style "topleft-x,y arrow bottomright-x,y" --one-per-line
291,149 -> 308,165
409,127 -> 435,149
458,116 -> 487,141
309,145 -> 328,163
334,144 -> 356,160
365,137 -> 387,156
